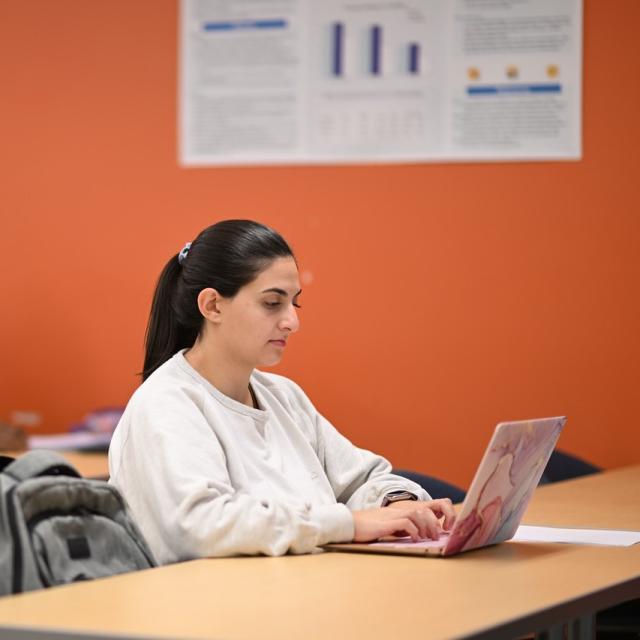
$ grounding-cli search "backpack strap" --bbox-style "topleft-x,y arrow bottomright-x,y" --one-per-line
0,455 -> 15,472
2,450 -> 81,481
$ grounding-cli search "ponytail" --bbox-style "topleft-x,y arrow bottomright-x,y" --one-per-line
142,254 -> 199,380
141,220 -> 294,381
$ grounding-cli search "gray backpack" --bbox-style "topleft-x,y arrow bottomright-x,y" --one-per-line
0,450 -> 156,596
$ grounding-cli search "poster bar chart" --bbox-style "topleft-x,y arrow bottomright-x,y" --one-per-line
328,23 -> 424,78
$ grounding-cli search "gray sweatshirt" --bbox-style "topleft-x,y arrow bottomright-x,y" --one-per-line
109,350 -> 429,564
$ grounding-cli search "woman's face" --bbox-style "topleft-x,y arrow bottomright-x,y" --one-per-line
217,256 -> 301,368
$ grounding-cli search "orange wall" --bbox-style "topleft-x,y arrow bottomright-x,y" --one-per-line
1,1 -> 639,488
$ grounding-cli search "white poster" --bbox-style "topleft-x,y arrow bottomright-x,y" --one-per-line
179,0 -> 582,166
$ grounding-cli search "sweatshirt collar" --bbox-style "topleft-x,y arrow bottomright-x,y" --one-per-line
174,349 -> 268,421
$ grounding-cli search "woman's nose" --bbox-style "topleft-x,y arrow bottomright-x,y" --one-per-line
281,305 -> 300,333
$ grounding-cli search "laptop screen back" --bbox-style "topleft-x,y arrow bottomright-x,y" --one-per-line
443,417 -> 566,556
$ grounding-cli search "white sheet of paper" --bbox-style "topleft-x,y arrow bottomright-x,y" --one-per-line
513,525 -> 640,547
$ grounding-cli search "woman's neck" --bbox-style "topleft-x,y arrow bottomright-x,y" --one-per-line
184,340 -> 254,407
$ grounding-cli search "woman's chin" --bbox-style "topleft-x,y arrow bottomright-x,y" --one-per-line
258,354 -> 284,368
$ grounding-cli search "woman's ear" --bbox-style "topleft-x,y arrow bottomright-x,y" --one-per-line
197,288 -> 224,324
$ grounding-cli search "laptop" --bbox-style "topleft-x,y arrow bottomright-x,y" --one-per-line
326,416 -> 567,557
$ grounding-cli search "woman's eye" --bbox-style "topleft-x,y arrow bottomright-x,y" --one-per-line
263,299 -> 301,310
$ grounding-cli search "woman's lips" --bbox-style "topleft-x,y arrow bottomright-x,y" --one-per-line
269,339 -> 287,347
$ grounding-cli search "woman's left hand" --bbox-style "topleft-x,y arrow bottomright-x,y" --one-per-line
386,498 -> 457,538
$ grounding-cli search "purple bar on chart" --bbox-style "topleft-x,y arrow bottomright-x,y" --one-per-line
332,23 -> 344,77
370,25 -> 382,75
408,43 -> 420,74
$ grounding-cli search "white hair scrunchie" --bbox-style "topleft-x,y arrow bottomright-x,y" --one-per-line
178,242 -> 192,265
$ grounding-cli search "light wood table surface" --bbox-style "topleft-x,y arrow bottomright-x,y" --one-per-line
3,450 -> 109,480
0,466 -> 638,640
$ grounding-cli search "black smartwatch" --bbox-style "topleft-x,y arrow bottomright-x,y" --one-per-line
382,490 -> 418,507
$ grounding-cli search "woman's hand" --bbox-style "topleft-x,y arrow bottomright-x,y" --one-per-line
387,498 -> 456,536
351,498 -> 456,542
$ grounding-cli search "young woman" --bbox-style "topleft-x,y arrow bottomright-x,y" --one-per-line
109,220 -> 455,564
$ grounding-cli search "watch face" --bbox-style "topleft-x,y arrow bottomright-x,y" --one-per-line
384,491 -> 417,505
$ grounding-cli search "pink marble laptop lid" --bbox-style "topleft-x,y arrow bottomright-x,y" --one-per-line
443,417 -> 566,555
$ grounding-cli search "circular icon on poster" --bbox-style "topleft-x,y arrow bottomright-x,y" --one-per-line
547,64 -> 560,78
467,67 -> 481,81
506,65 -> 519,79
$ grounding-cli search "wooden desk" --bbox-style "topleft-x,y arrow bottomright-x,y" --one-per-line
3,450 -> 109,480
0,466 -> 638,640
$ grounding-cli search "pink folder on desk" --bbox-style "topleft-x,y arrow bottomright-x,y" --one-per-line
326,416 -> 567,557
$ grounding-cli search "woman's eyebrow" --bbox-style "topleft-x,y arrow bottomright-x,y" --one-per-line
261,287 -> 302,296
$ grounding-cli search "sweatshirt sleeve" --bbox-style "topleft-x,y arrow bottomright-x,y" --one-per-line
109,384 -> 354,562
282,381 -> 432,509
